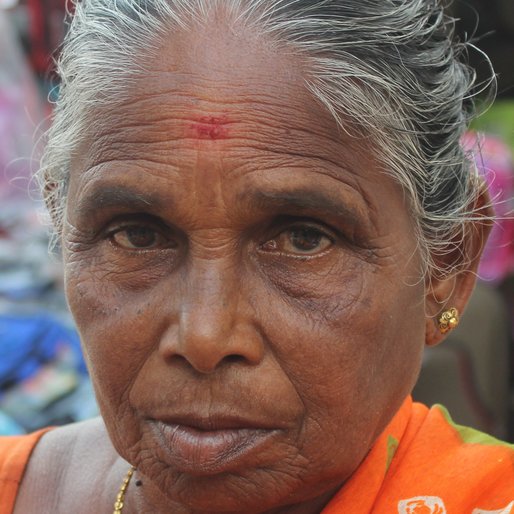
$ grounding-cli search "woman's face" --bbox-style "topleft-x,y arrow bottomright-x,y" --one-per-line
63,23 -> 427,514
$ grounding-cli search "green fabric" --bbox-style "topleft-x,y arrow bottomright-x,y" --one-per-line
436,404 -> 514,448
385,434 -> 399,471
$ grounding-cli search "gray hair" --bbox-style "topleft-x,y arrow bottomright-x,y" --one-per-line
39,0 -> 494,277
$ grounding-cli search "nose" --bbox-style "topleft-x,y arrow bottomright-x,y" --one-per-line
160,261 -> 265,374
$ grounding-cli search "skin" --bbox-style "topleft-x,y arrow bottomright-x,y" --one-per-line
14,15 -> 489,514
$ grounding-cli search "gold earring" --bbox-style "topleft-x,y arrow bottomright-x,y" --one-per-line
438,307 -> 459,334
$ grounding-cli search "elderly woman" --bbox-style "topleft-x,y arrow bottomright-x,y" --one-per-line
1,0 -> 513,513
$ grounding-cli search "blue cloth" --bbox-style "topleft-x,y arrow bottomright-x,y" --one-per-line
0,410 -> 24,435
0,313 -> 86,394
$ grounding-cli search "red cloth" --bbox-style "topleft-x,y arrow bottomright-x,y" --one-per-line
26,0 -> 69,76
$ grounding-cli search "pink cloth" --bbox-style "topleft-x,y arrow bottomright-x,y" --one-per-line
463,132 -> 514,283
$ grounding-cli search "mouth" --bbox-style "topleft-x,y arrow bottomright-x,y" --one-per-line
148,415 -> 282,475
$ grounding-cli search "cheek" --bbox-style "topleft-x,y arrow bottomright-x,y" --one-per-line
65,260 -> 162,416
257,258 -> 425,464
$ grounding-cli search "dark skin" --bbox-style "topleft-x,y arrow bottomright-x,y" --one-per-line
14,18 -> 489,514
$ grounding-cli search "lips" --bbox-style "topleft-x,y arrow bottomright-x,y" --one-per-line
148,414 -> 282,475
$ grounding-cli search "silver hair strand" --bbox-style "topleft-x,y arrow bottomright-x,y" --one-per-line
38,0 -> 495,278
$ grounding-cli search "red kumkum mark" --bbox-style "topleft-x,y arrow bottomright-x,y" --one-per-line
190,115 -> 230,140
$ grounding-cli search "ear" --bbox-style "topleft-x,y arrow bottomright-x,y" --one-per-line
42,177 -> 63,232
424,184 -> 493,346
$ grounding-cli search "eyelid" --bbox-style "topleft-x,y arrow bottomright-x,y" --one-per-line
103,215 -> 177,250
102,213 -> 168,235
258,219 -> 338,256
292,221 -> 335,238
266,218 -> 339,242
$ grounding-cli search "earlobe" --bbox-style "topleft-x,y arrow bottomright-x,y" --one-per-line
424,273 -> 459,346
426,306 -> 460,345
424,270 -> 475,346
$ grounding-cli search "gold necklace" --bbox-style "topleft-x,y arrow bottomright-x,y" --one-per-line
113,466 -> 136,514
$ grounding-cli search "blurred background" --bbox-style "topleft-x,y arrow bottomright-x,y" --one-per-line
0,0 -> 513,440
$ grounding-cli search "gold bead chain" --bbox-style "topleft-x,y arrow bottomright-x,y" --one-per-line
113,466 -> 136,514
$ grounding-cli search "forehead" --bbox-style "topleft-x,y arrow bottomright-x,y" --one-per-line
69,18 -> 402,227
74,17 -> 363,166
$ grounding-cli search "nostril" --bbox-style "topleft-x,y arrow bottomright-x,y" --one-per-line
165,351 -> 250,374
165,354 -> 190,367
223,354 -> 249,365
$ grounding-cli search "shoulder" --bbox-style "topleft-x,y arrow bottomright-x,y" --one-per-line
0,428 -> 52,472
380,403 -> 514,511
0,428 -> 52,514
11,418 -> 125,514
20,416 -> 112,467
410,402 -> 514,462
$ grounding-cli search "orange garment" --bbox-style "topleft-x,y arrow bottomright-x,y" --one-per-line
0,400 -> 512,514
322,397 -> 514,513
0,428 -> 51,514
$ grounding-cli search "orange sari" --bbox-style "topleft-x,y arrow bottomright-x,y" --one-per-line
0,428 -> 51,514
323,397 -> 514,513
0,399 -> 512,514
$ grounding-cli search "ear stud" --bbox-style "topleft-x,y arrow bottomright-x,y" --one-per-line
438,307 -> 459,334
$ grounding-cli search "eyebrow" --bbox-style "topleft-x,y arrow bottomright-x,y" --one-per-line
74,185 -> 164,219
243,189 -> 361,225
74,185 -> 362,227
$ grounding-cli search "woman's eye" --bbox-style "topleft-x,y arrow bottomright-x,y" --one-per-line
261,226 -> 333,255
111,226 -> 168,250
